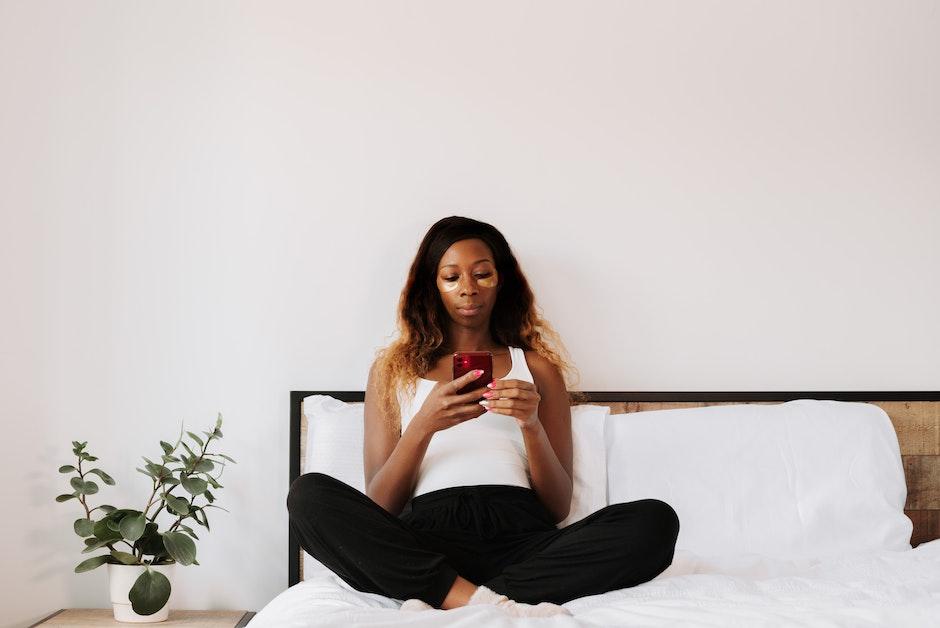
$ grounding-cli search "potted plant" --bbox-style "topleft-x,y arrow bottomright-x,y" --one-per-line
55,413 -> 235,622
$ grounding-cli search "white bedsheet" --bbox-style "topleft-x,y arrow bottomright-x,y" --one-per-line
251,539 -> 940,627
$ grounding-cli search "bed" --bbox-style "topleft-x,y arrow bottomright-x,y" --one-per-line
250,390 -> 940,627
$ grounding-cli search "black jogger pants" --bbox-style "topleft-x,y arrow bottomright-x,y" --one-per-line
287,472 -> 680,607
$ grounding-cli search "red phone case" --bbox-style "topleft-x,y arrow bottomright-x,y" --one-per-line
453,351 -> 493,396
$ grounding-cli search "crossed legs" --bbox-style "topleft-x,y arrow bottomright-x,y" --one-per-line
287,472 -> 679,608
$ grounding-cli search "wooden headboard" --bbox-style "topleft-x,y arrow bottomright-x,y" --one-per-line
288,390 -> 940,587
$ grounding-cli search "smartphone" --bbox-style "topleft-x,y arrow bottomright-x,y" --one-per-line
453,351 -> 493,397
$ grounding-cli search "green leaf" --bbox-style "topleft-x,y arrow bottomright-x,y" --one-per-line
191,507 -> 210,531
97,504 -> 117,514
186,431 -> 204,448
107,508 -> 141,520
84,537 -> 99,547
214,453 -> 236,464
193,459 -> 214,473
82,538 -> 114,554
162,531 -> 196,566
203,490 -> 215,503
92,518 -> 122,543
178,524 -> 199,540
204,504 -> 229,513
180,441 -> 196,458
201,430 -> 214,440
75,555 -> 110,573
160,440 -> 174,455
165,495 -> 190,516
136,467 -> 156,479
162,476 -> 180,487
56,493 -> 77,502
87,468 -> 115,485
111,550 -> 139,565
129,569 -> 171,616
161,454 -> 180,464
181,476 -> 207,496
104,509 -> 143,532
120,514 -> 147,542
74,518 -> 95,537
215,412 -> 223,430
70,477 -> 98,495
59,465 -> 76,473
145,463 -> 171,478
137,523 -> 164,556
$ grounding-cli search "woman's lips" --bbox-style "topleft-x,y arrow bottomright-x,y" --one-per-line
457,305 -> 482,316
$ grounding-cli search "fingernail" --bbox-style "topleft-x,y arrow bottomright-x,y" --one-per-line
474,369 -> 483,376
482,391 -> 494,398
478,400 -> 489,407
486,382 -> 495,388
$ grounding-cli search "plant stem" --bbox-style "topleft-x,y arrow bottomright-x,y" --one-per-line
76,456 -> 91,519
142,477 -> 159,519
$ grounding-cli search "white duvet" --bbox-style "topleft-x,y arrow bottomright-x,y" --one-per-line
250,538 -> 940,627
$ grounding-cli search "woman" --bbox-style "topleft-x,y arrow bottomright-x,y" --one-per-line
287,216 -> 679,617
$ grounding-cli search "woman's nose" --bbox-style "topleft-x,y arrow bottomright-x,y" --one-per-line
459,279 -> 478,295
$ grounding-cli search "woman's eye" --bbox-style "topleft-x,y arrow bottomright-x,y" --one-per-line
443,274 -> 490,281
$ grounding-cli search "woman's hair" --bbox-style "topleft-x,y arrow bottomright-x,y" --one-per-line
371,215 -> 588,427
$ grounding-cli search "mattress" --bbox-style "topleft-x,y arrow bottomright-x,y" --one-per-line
250,538 -> 940,627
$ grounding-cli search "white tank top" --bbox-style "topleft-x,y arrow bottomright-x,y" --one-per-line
397,346 -> 533,497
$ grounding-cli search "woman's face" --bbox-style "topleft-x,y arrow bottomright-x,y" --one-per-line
435,238 -> 500,324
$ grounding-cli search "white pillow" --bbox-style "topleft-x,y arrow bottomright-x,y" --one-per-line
301,395 -> 365,578
300,395 -> 610,577
606,399 -> 912,560
302,395 -> 365,492
557,404 -> 610,528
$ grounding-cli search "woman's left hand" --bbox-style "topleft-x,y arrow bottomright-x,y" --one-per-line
479,378 -> 541,429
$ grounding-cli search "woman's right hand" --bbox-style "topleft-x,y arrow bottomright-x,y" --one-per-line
410,369 -> 491,437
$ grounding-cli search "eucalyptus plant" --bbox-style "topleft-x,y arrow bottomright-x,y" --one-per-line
55,413 -> 235,616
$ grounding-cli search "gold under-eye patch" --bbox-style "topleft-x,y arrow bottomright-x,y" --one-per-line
478,270 -> 498,288
439,269 -> 499,291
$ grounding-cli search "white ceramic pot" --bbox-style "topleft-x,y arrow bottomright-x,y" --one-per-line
107,563 -> 176,623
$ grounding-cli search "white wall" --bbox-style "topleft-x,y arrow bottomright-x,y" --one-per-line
1,0 -> 938,625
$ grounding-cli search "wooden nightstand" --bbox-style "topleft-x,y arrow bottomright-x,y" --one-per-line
29,609 -> 255,627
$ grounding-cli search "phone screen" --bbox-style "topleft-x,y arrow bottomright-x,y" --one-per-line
453,351 -> 493,397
